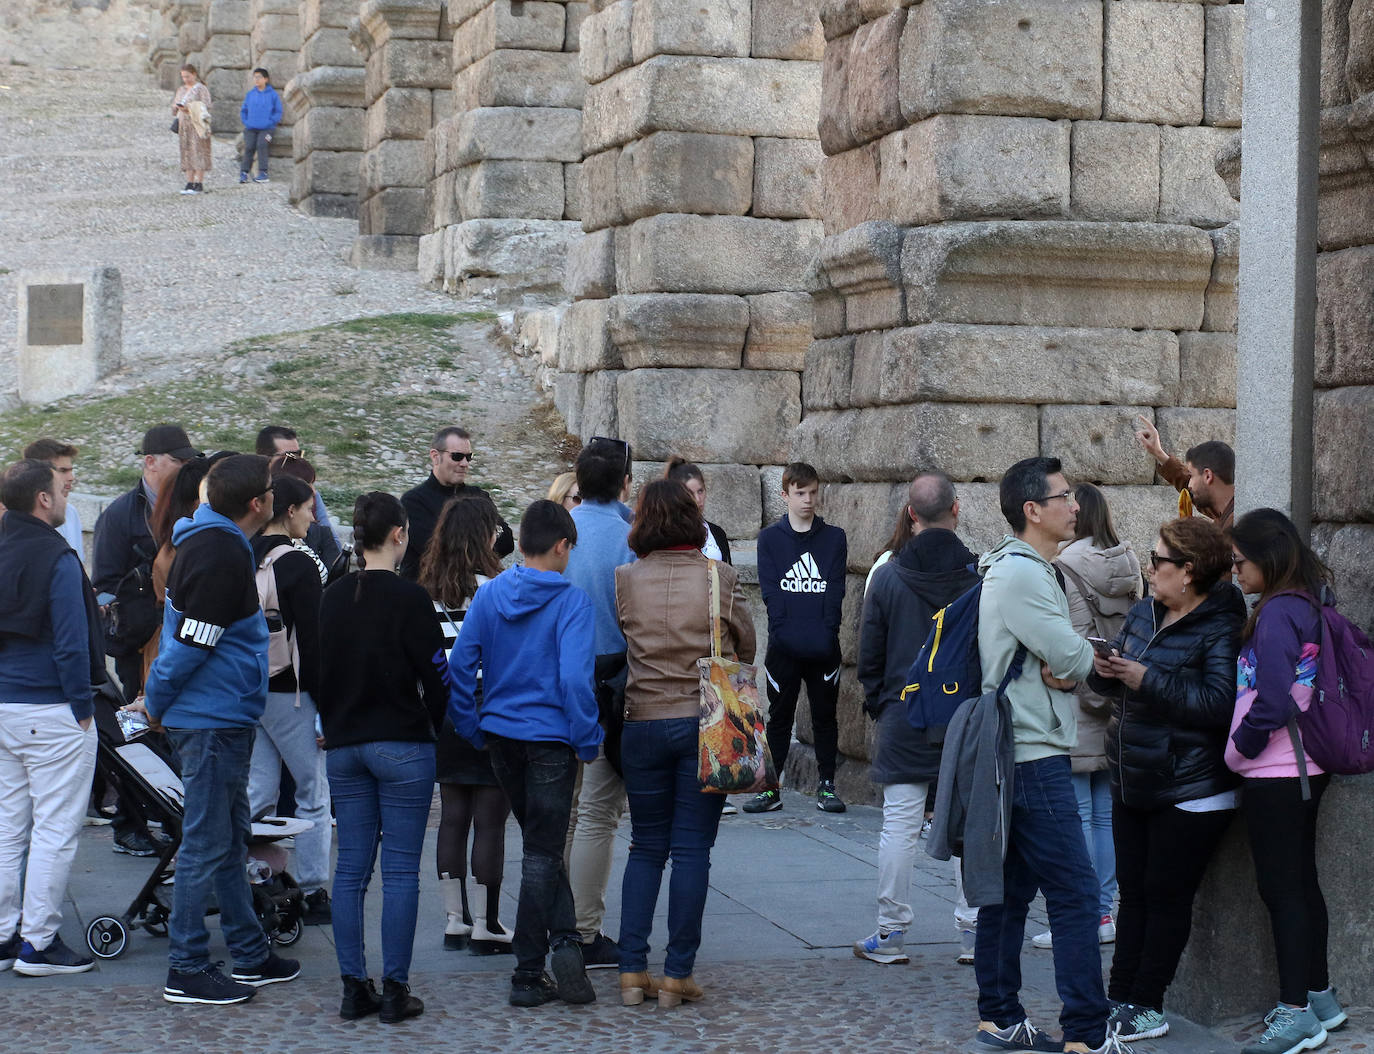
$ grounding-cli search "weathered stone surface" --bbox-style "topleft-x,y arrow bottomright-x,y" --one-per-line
558,297 -> 621,372
803,335 -> 854,411
880,324 -> 1180,407
1159,126 -> 1240,228
299,26 -> 362,69
1178,332 -> 1237,409
1316,245 -> 1374,386
1070,121 -> 1160,222
753,138 -> 823,220
553,370 -> 586,438
818,220 -> 904,332
209,0 -> 253,36
358,0 -> 441,46
578,148 -> 624,232
617,369 -> 801,463
618,133 -> 754,220
1041,406 -> 1157,486
447,217 -> 582,293
878,114 -> 1070,227
616,215 -> 823,295
1320,0 -> 1353,108
445,107 -> 582,167
301,0 -> 356,37
846,9 -> 906,146
584,55 -> 822,154
351,232 -> 421,269
1104,0 -> 1204,125
820,143 -> 880,236
1315,525 -> 1374,636
744,291 -> 813,371
255,49 -> 300,89
820,482 -> 908,575
366,39 -> 449,103
630,0 -> 751,63
761,465 -> 787,525
361,139 -> 428,193
1315,387 -> 1374,521
609,293 -> 749,369
792,404 -> 1041,484
899,0 -> 1103,123
16,267 -> 122,406
753,0 -> 824,61
452,48 -> 584,110
452,0 -> 566,73
1203,222 -> 1238,333
632,462 -> 765,540
205,68 -> 252,127
806,256 -> 846,338
564,228 -> 616,299
203,31 -> 251,71
417,228 -> 444,284
1318,118 -> 1374,252
818,26 -> 856,155
251,13 -> 301,57
1204,3 -> 1244,127
366,86 -> 432,145
578,0 -> 633,84
297,148 -> 360,195
581,369 -> 623,439
900,221 -> 1214,331
846,329 -> 885,407
564,2 -> 589,50
290,64 -> 366,107
564,163 -> 582,222
1156,407 -> 1236,467
454,159 -> 565,220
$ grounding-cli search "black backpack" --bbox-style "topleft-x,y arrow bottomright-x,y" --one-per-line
102,541 -> 159,658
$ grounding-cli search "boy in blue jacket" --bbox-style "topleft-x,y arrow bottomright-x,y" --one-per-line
239,68 -> 282,183
449,499 -> 602,1009
745,461 -> 848,815
143,455 -> 299,1005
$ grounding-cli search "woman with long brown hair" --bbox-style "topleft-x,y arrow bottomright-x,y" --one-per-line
418,496 -> 513,957
172,63 -> 212,194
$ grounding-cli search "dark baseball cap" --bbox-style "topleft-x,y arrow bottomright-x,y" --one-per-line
139,425 -> 202,461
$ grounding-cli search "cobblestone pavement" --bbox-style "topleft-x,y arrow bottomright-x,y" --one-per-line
0,63 -> 460,397
7,800 -> 1367,1053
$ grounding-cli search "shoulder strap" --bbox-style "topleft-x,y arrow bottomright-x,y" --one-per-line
708,559 -> 723,660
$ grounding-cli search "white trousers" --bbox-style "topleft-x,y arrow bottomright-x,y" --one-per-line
0,704 -> 97,949
877,781 -> 929,932
564,752 -> 626,941
247,691 -> 332,892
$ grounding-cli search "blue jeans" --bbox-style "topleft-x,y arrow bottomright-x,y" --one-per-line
975,755 -> 1109,1046
166,727 -> 269,973
486,734 -> 579,981
327,740 -> 435,983
618,717 -> 724,979
1072,770 -> 1117,919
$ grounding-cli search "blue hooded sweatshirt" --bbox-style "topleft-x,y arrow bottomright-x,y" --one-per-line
447,564 -> 603,761
144,504 -> 269,729
240,84 -> 283,130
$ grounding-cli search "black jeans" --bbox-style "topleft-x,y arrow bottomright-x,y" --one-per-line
763,645 -> 840,781
1244,775 -> 1331,1005
486,734 -> 579,980
241,128 -> 270,176
1109,798 -> 1233,1010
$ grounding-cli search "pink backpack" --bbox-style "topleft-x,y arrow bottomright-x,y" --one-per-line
256,548 -> 299,683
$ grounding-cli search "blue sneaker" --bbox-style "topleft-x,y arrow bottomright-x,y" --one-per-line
254,174 -> 269,183
853,928 -> 908,965
1308,988 -> 1347,1031
238,171 -> 248,184
1241,1004 -> 1327,1054
0,930 -> 20,971
13,935 -> 94,976
972,1018 -> 1064,1053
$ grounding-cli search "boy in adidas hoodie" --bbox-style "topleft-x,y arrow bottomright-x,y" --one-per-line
745,462 -> 848,814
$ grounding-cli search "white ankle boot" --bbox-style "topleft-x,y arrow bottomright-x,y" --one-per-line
467,883 -> 512,955
439,875 -> 471,950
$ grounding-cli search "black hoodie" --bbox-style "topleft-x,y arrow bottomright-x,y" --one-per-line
859,528 -> 979,785
756,514 -> 847,659
399,474 -> 514,580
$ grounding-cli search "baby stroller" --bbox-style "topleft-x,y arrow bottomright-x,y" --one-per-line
84,686 -> 308,960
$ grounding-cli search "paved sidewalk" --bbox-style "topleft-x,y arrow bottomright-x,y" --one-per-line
6,794 -> 1349,1053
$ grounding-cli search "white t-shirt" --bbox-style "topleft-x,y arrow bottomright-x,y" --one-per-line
57,502 -> 83,560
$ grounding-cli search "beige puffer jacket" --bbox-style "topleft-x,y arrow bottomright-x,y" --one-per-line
1056,538 -> 1143,773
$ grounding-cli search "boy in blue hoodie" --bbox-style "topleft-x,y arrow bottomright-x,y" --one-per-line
745,461 -> 848,815
143,455 -> 299,1006
448,500 -> 603,1009
239,68 -> 282,183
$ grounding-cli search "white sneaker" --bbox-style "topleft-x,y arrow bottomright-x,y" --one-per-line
1098,915 -> 1116,944
957,928 -> 976,965
1031,929 -> 1053,949
721,800 -> 738,815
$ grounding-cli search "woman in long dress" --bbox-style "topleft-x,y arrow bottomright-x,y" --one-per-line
172,63 -> 212,194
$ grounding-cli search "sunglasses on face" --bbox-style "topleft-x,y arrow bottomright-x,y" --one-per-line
1148,550 -> 1189,570
444,451 -> 474,463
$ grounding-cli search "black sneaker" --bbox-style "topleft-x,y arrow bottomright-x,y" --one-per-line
742,789 -> 782,813
114,830 -> 161,857
510,972 -> 560,1007
301,888 -> 332,925
549,940 -> 596,1004
581,931 -> 619,970
231,951 -> 301,987
816,781 -> 847,813
0,930 -> 19,971
164,962 -> 256,1004
13,935 -> 94,976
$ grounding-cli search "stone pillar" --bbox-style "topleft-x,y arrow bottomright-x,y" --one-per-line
15,269 -> 123,406
420,0 -> 587,298
204,0 -> 254,134
250,0 -> 302,158
286,0 -> 367,217
148,0 -> 185,90
178,0 -> 210,75
800,0 -> 1241,804
553,0 -> 824,534
351,0 -> 451,269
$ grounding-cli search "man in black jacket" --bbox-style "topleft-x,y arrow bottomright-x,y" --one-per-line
852,471 -> 978,966
399,426 -> 513,580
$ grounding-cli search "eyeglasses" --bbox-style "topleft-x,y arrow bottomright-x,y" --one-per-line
1148,550 -> 1189,570
569,494 -> 582,505
445,451 -> 474,463
277,449 -> 305,461
1231,554 -> 1248,568
1034,490 -> 1075,505
590,435 -> 631,476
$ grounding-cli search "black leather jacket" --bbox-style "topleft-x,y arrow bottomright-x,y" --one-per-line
1088,581 -> 1245,810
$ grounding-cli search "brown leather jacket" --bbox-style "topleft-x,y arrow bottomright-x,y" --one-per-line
615,550 -> 756,721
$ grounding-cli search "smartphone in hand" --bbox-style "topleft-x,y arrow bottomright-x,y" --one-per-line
1087,636 -> 1116,658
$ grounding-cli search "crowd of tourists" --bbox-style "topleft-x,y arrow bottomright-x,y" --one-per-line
0,417 -> 1358,1054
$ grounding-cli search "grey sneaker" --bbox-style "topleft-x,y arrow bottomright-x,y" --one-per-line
972,1017 -> 1063,1052
742,789 -> 781,813
1241,1004 -> 1328,1054
1113,1003 -> 1169,1041
1308,987 -> 1347,1031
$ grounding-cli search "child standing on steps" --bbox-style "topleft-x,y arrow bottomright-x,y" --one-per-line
239,68 -> 282,184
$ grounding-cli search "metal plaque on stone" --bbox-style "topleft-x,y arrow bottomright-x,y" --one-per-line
26,284 -> 85,346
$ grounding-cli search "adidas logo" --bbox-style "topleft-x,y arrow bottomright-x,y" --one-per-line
781,553 -> 828,594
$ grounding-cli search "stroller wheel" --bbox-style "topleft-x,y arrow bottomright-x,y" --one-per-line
273,917 -> 303,947
87,916 -> 129,959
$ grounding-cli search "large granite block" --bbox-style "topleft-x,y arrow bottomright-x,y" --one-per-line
1314,387 -> 1374,521
753,0 -> 824,61
744,291 -> 812,371
753,137 -> 823,220
454,159 -> 566,220
617,369 -> 801,463
1178,332 -> 1237,409
1041,405 -> 1158,485
630,0 -> 751,62
452,48 -> 585,110
1070,121 -> 1160,223
445,107 -> 583,167
1104,0 -> 1204,125
617,132 -> 754,221
1159,126 -> 1240,228
1316,245 -> 1374,386
616,215 -> 823,296
609,293 -> 750,369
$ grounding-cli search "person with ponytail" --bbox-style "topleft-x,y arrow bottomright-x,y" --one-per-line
663,458 -> 730,565
316,492 -> 448,1025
